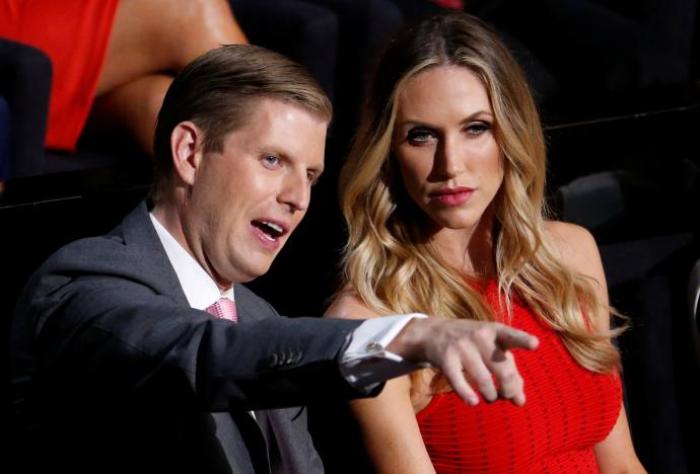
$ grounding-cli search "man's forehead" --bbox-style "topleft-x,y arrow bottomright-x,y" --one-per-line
216,98 -> 323,149
220,97 -> 327,168
244,96 -> 327,124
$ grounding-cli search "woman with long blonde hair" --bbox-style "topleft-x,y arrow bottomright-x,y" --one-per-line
326,12 -> 645,473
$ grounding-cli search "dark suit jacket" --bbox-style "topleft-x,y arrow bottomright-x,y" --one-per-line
9,202 -> 371,473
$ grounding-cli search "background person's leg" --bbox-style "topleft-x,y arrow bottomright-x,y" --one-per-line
90,0 -> 247,154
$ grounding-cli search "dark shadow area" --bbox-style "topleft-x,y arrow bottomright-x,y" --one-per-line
603,237 -> 700,473
547,104 -> 700,472
0,173 -> 149,465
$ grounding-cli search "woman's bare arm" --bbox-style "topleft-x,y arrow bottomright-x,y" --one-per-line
326,293 -> 436,473
547,221 -> 646,473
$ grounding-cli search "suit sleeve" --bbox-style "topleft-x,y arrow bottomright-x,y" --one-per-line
12,267 -> 371,412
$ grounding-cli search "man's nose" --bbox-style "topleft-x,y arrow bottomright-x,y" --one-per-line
279,172 -> 310,212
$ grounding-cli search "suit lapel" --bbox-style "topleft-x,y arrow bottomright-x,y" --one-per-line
117,201 -> 189,306
235,287 -> 323,473
230,411 -> 272,473
119,202 -> 273,473
233,284 -> 268,324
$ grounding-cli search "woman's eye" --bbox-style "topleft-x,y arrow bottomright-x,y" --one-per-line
466,122 -> 490,135
262,155 -> 281,168
407,128 -> 435,144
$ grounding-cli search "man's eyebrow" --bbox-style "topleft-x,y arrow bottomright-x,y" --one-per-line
271,147 -> 325,181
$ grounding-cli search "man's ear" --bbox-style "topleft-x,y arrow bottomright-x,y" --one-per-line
170,121 -> 204,186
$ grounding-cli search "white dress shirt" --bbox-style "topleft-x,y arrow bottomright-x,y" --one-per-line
149,213 -> 425,388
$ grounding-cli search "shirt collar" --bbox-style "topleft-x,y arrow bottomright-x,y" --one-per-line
149,213 -> 234,310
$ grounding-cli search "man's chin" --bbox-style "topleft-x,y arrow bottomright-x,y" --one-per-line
232,261 -> 274,284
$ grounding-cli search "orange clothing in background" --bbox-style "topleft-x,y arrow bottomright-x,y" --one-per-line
0,0 -> 120,151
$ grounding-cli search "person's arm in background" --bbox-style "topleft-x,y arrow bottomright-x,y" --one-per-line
547,221 -> 646,473
93,0 -> 248,153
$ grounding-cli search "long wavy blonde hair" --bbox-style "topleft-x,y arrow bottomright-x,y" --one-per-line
338,13 -> 621,378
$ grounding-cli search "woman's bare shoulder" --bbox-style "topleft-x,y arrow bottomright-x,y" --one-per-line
544,220 -> 599,272
325,285 -> 382,320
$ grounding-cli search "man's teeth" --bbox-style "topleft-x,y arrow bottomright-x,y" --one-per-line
262,221 -> 283,234
254,220 -> 283,239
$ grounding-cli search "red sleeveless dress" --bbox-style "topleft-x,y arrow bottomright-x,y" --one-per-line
417,282 -> 622,473
0,0 -> 120,150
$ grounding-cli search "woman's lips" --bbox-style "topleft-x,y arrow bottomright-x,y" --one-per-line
429,187 -> 475,206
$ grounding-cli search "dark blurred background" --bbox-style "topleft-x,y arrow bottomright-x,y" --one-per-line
2,1 -> 699,472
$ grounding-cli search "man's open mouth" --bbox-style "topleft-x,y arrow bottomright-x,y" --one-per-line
252,220 -> 285,241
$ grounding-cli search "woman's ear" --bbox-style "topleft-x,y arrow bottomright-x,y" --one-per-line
170,121 -> 204,186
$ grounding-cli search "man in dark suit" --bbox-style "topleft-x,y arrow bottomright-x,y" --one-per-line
8,44 -> 538,473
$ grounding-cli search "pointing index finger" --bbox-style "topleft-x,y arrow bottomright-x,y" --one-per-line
495,326 -> 539,351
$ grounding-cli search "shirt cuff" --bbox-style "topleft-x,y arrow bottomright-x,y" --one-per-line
339,313 -> 429,388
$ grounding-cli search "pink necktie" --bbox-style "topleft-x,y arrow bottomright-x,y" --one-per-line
206,298 -> 238,323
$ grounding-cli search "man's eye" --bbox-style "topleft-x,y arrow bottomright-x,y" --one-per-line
308,171 -> 324,187
262,155 -> 281,168
407,128 -> 435,144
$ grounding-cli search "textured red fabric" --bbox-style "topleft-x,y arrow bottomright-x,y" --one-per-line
417,281 -> 622,473
0,0 -> 120,150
